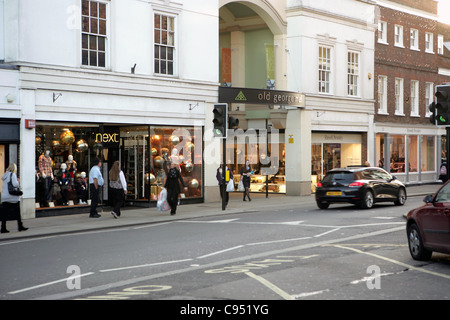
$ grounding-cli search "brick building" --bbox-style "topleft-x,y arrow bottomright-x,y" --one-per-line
374,0 -> 450,184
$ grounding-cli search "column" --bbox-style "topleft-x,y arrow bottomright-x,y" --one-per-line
285,108 -> 311,196
19,88 -> 36,219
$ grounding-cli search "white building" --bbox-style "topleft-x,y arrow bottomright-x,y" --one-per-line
0,0 -> 220,218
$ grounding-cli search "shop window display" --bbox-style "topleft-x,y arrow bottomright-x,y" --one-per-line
36,125 -> 101,208
36,124 -> 203,209
121,126 -> 202,203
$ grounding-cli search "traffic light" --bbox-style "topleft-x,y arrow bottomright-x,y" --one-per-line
228,116 -> 239,129
429,102 -> 436,125
213,103 -> 228,138
434,85 -> 450,126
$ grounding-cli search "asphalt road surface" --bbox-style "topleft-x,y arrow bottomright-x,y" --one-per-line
1,194 -> 449,303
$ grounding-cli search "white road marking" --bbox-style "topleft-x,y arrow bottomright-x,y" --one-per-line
197,246 -> 244,259
292,289 -> 330,299
8,272 -> 94,295
99,258 -> 193,273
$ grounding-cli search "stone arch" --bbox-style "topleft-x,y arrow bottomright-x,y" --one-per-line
219,0 -> 286,36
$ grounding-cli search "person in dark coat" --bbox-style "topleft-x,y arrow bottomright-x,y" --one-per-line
164,162 -> 187,215
216,166 -> 233,205
1,163 -> 28,233
240,160 -> 252,201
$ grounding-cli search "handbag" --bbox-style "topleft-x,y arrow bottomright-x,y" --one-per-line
8,173 -> 23,196
226,179 -> 234,192
238,180 -> 245,192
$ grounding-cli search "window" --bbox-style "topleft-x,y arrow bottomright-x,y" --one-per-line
410,80 -> 419,116
318,46 -> 331,93
408,135 -> 418,172
154,14 -> 175,75
421,136 -> 435,172
347,51 -> 359,96
378,21 -> 387,44
395,78 -> 404,115
410,29 -> 419,50
378,75 -> 388,114
425,32 -> 434,53
390,135 -> 405,173
438,35 -> 444,55
395,25 -> 403,47
425,82 -> 434,117
81,0 -> 107,68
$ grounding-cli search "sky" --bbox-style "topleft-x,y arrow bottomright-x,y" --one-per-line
438,0 -> 450,25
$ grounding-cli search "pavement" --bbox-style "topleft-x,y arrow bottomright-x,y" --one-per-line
0,183 -> 443,242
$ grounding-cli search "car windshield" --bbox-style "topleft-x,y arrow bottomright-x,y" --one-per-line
322,172 -> 355,183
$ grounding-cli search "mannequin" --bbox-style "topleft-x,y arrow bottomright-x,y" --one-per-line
57,163 -> 69,206
65,155 -> 77,179
76,171 -> 88,205
39,150 -> 54,206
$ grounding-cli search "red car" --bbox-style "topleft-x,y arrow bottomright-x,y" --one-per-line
406,182 -> 450,261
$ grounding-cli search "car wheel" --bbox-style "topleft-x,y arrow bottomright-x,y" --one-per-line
360,190 -> 374,209
316,200 -> 329,209
394,188 -> 406,206
407,223 -> 432,261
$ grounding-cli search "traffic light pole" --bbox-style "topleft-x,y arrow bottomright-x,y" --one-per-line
447,127 -> 450,183
222,136 -> 226,211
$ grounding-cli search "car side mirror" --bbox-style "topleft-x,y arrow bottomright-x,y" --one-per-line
423,195 -> 433,203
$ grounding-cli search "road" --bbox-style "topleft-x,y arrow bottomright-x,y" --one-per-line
1,194 -> 449,303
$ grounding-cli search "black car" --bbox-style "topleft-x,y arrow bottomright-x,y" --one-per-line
315,167 -> 407,209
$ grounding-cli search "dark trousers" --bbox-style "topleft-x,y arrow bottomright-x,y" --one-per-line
90,184 -> 100,216
167,189 -> 179,214
111,188 -> 124,216
1,202 -> 24,230
219,184 -> 229,205
42,176 -> 53,204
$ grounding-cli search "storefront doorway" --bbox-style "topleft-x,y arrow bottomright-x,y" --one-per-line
311,133 -> 362,191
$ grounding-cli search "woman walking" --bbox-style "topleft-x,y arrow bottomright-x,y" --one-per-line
1,163 -> 28,233
240,160 -> 252,201
164,162 -> 187,215
109,161 -> 127,219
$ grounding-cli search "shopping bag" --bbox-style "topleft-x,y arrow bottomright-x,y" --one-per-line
157,188 -> 171,212
226,179 -> 234,192
238,180 -> 245,192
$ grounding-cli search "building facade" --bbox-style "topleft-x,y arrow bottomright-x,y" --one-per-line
374,0 -> 450,184
219,0 -> 376,195
0,0 -> 220,218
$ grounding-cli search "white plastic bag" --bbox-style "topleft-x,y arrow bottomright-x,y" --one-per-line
157,188 -> 171,212
226,180 -> 234,192
238,180 -> 245,192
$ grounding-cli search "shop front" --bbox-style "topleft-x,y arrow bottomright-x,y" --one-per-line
311,132 -> 363,192
0,119 -> 20,194
219,87 -> 306,195
375,127 -> 442,184
35,122 -> 203,215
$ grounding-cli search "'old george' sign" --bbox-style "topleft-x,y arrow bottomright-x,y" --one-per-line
219,87 -> 305,107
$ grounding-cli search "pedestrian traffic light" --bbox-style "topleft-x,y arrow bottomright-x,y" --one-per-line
228,116 -> 239,129
213,103 -> 227,138
434,85 -> 450,126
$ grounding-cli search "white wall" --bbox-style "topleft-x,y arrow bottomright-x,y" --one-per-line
286,0 -> 375,99
3,0 -> 219,83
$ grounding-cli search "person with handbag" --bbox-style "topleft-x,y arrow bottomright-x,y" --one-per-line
240,160 -> 252,201
216,165 -> 233,206
1,163 -> 28,233
109,161 -> 127,219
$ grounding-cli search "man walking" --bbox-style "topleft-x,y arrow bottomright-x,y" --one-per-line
89,158 -> 104,218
